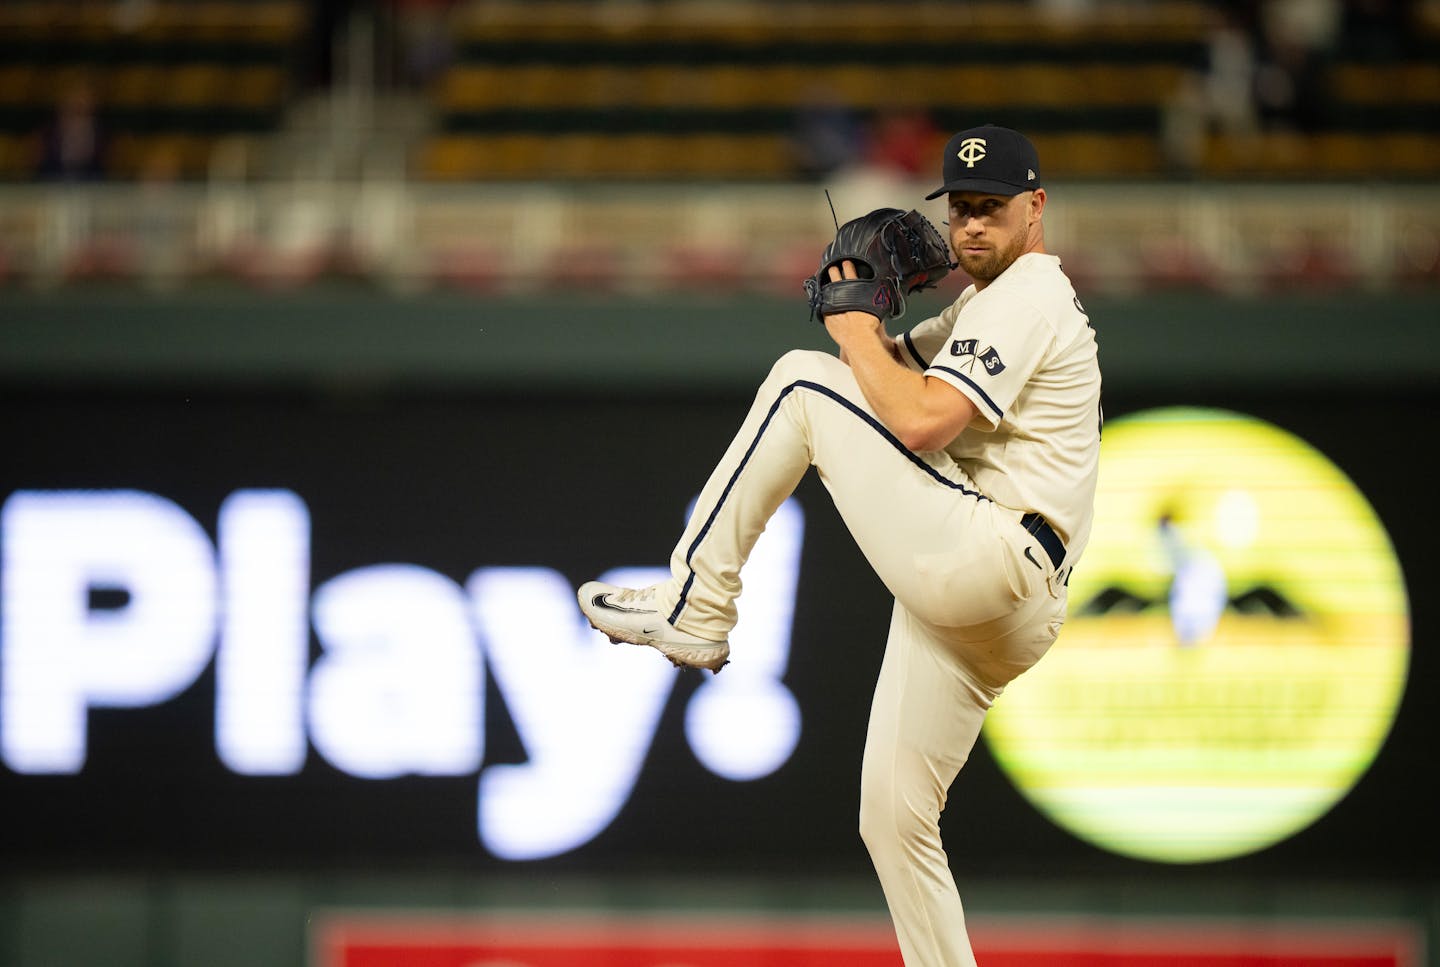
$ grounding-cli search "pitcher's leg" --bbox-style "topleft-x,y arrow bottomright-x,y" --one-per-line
655,351 -> 821,637
860,602 -> 989,967
661,348 -> 1014,641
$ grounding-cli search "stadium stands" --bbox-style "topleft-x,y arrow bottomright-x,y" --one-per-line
2,0 -> 1436,184
1,0 -> 1436,294
0,0 -> 305,180
417,0 -> 1440,182
420,0 -> 1207,182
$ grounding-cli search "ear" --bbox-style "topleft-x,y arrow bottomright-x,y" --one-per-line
1029,188 -> 1047,223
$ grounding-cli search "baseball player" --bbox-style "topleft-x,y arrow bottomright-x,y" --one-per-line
579,124 -> 1102,966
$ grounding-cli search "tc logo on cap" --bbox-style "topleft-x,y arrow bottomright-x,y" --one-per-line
957,137 -> 987,168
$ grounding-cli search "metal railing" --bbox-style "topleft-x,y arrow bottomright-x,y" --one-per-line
2,177 -> 1438,296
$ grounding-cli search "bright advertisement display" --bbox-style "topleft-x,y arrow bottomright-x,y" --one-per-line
0,487 -> 805,862
312,913 -> 1422,967
0,392 -> 1429,878
984,407 -> 1411,863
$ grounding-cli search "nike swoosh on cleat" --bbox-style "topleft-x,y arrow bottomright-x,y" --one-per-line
1023,546 -> 1043,570
592,593 -> 649,615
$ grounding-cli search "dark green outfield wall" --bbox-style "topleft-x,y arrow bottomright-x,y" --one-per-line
3,287 -> 1438,395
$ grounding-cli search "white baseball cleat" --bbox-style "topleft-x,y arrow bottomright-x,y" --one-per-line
578,581 -> 730,673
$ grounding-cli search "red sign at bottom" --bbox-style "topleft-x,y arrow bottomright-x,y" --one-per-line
313,912 -> 1422,967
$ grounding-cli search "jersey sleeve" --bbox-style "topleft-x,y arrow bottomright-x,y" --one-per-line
895,298 -> 965,373
923,293 -> 1054,431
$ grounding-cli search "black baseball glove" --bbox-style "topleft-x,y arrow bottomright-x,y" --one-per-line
804,207 -> 956,322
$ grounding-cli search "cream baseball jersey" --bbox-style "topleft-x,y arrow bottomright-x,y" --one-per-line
898,253 -> 1102,563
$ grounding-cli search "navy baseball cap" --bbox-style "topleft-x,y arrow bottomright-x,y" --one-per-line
924,125 -> 1041,199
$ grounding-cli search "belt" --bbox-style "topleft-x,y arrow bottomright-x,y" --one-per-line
1021,512 -> 1065,569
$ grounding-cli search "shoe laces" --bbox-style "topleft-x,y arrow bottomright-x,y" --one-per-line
611,585 -> 658,606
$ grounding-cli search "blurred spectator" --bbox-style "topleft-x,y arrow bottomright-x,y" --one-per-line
390,0 -> 457,87
825,112 -> 941,226
864,110 -> 942,179
1162,8 -> 1261,172
1163,0 -> 1346,171
307,0 -> 357,88
790,88 -> 867,181
35,79 -> 108,182
1253,0 -> 1340,131
1205,8 -> 1264,137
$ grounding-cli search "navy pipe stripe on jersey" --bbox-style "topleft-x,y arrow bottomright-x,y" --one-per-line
668,378 -> 988,626
895,334 -> 1002,421
928,365 -> 1003,421
902,331 -> 927,369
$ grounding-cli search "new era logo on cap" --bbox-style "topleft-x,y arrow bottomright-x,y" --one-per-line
925,124 -> 1042,200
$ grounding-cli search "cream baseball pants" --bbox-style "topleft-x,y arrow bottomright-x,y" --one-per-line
652,350 -> 1068,967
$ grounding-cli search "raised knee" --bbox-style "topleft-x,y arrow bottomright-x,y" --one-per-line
766,348 -> 843,387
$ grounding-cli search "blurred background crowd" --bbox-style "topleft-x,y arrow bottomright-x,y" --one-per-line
0,0 -> 1437,294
